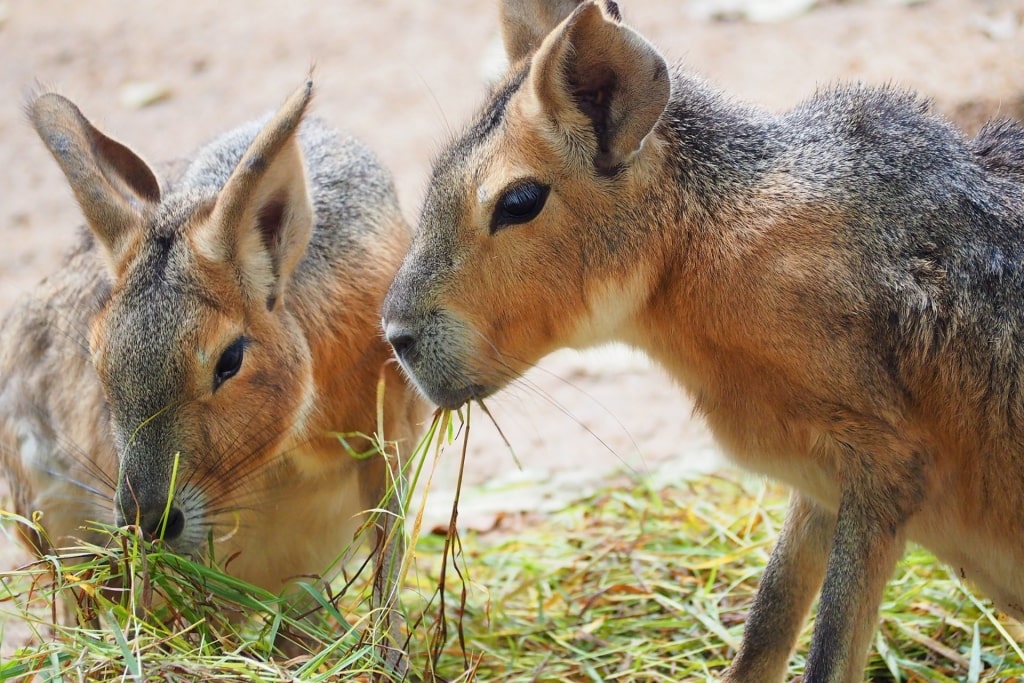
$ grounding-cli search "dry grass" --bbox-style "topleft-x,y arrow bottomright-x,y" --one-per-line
1,409 -> 1022,682
412,475 -> 1024,682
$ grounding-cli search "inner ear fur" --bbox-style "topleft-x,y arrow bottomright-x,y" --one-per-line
29,93 -> 161,274
201,81 -> 315,310
529,0 -> 670,174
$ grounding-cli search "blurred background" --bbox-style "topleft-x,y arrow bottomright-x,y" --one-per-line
1,0 -> 1022,615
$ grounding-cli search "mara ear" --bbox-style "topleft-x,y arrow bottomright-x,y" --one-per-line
29,93 -> 161,274
529,0 -> 670,174
202,80 -> 314,311
500,0 -> 584,66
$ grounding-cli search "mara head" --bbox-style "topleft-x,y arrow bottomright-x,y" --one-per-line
29,82 -> 318,555
383,0 -> 671,409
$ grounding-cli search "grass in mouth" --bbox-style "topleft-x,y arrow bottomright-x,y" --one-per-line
1,407 -> 1022,681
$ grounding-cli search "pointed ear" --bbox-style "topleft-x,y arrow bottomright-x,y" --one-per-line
529,0 -> 670,174
500,0 -> 584,65
201,80 -> 314,310
29,93 -> 160,274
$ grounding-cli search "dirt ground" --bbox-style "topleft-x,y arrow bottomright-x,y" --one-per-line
1,0 -> 1023,655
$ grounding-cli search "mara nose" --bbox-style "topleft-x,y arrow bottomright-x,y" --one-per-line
118,503 -> 186,542
385,322 -> 418,363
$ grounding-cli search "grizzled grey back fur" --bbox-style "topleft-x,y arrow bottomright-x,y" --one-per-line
660,74 -> 1024,395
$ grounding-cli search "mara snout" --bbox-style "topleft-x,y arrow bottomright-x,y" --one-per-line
1,79 -> 424,668
383,0 -> 1024,681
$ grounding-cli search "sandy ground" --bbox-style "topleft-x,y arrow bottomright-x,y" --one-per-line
1,0 -> 1023,655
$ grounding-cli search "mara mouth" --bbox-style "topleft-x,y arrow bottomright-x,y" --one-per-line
417,380 -> 493,411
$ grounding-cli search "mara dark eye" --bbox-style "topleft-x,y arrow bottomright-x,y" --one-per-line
213,337 -> 246,390
490,181 -> 550,233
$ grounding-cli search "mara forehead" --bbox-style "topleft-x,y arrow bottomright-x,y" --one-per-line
431,63 -> 530,186
424,63 -> 559,236
102,202 -> 226,360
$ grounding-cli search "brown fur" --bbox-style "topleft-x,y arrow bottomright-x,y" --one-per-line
1,81 -> 424,672
382,1 -> 1024,680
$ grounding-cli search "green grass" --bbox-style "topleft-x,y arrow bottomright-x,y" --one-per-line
1,411 -> 1022,682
